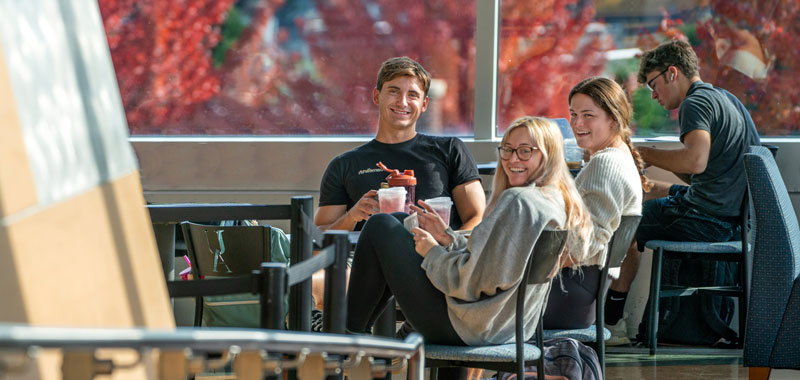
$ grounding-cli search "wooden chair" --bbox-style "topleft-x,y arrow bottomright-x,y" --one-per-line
543,215 -> 641,378
425,230 -> 569,380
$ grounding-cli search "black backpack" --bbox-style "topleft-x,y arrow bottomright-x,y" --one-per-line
637,257 -> 738,346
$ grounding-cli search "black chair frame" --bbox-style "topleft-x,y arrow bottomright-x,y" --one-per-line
161,196 -> 347,334
426,230 -> 569,380
645,144 -> 777,354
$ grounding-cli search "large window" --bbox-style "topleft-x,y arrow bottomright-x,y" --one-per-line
101,0 -> 799,137
99,0 -> 476,136
497,0 -> 800,136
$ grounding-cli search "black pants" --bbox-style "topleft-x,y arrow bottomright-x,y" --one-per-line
542,265 -> 609,329
346,213 -> 464,345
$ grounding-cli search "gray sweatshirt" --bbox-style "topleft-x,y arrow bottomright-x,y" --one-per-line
421,183 -> 566,345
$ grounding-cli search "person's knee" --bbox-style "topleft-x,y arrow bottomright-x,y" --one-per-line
390,211 -> 409,223
362,213 -> 397,232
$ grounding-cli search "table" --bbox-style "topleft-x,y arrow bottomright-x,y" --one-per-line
478,161 -> 581,177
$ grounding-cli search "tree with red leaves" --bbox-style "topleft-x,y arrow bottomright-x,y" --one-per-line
636,0 -> 800,135
98,0 -> 605,136
497,0 -> 608,132
99,0 -> 235,134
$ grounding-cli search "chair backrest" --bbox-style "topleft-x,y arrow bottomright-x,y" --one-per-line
165,196 -> 324,331
181,222 -> 272,278
605,215 -> 642,269
512,229 -> 569,380
525,230 -> 569,285
743,145 -> 800,365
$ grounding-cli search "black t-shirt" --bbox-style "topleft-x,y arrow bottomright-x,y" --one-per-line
678,81 -> 760,217
319,134 -> 481,230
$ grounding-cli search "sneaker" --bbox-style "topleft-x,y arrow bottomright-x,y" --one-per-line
395,321 -> 416,339
311,309 -> 324,332
605,318 -> 631,346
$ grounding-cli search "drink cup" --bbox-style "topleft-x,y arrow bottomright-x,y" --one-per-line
564,140 -> 584,170
425,196 -> 452,226
378,187 -> 407,214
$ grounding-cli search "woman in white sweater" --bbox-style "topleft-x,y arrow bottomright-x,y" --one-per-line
346,117 -> 592,345
543,77 -> 652,330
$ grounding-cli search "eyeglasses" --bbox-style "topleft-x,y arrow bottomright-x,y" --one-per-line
646,68 -> 670,92
497,146 -> 539,161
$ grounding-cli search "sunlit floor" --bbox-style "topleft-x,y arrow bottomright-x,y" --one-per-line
414,347 -> 800,380
606,346 -> 746,379
605,346 -> 799,380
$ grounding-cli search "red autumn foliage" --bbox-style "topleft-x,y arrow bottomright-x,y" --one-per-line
636,1 -> 800,135
98,0 -> 604,136
98,0 -> 236,134
497,0 -> 609,132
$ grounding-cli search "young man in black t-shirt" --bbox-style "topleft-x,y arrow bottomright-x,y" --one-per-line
314,57 -> 485,232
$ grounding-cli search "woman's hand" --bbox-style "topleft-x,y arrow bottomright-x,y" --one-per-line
412,227 -> 438,257
410,201 -> 453,246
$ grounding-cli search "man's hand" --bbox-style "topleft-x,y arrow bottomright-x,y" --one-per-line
412,227 -> 438,257
347,190 -> 379,223
315,190 -> 378,231
638,146 -> 654,168
411,200 -> 453,247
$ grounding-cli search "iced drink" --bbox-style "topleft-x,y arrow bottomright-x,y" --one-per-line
378,187 -> 407,213
564,140 -> 584,170
425,196 -> 452,226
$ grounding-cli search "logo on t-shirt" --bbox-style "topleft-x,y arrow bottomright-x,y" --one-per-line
357,168 -> 383,176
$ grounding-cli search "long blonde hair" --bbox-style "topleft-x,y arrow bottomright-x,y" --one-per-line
489,117 -> 593,264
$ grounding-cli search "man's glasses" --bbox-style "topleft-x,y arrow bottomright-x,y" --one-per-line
646,68 -> 670,92
497,146 -> 539,161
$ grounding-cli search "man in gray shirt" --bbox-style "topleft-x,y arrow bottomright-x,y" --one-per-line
604,40 -> 760,344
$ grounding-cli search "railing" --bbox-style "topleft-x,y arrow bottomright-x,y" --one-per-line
147,196 -> 321,331
0,324 -> 425,380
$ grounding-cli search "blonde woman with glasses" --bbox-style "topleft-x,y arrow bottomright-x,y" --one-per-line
346,117 -> 591,348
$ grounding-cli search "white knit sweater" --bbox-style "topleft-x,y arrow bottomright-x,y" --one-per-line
572,147 -> 642,268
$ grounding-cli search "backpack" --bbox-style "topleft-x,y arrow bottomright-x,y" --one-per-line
637,257 -> 738,346
496,338 -> 601,380
200,224 -> 291,327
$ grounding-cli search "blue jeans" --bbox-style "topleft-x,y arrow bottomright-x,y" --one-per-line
636,185 -> 740,251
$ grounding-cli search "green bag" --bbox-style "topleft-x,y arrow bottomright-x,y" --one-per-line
201,226 -> 291,327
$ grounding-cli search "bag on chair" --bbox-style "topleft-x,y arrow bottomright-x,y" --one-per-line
495,338 -> 601,380
637,257 -> 738,346
200,225 -> 291,327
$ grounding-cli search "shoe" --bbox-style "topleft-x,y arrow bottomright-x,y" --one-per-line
605,317 -> 631,346
311,309 -> 324,332
395,321 -> 416,339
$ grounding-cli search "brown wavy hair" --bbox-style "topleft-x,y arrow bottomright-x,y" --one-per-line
568,77 -> 653,192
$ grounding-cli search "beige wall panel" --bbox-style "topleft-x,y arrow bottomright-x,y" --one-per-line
2,171 -> 172,328
0,229 -> 26,322
0,43 -> 37,217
